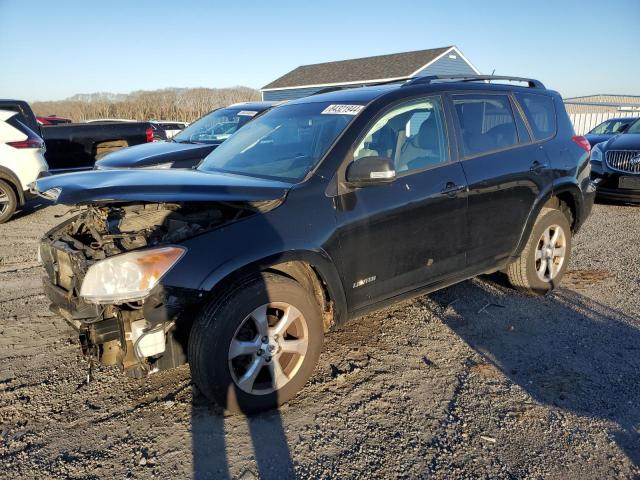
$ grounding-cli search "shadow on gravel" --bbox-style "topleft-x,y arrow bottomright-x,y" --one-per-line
191,398 -> 294,479
431,275 -> 640,467
11,198 -> 52,221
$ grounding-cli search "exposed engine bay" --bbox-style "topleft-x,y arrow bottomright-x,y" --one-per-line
39,200 -> 279,377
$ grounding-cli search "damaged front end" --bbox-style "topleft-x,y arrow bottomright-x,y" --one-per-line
39,200 -> 279,377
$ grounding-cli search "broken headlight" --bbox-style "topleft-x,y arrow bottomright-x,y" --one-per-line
79,246 -> 185,304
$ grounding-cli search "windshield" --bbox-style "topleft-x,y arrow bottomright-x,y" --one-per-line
589,119 -> 632,135
627,119 -> 640,134
174,108 -> 261,144
198,102 -> 360,181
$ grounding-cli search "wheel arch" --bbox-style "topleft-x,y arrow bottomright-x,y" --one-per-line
510,180 -> 581,262
0,166 -> 25,206
199,249 -> 348,330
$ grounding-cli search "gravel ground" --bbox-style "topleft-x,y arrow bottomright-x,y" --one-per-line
0,200 -> 638,479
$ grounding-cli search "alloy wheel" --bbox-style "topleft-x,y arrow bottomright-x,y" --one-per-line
0,187 -> 9,215
228,302 -> 309,395
535,224 -> 567,282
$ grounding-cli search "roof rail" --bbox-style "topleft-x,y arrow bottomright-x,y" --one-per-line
310,77 -> 412,96
311,86 -> 350,96
404,75 -> 546,89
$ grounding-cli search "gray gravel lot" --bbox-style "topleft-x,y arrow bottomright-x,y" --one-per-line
0,200 -> 638,479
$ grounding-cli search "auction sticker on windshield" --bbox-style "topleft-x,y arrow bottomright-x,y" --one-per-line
321,104 -> 364,115
237,110 -> 258,117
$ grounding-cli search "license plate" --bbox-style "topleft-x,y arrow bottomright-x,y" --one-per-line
619,177 -> 640,190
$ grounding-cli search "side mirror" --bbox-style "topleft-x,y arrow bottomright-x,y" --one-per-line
345,156 -> 396,187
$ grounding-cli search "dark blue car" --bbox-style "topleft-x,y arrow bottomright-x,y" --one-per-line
591,117 -> 640,203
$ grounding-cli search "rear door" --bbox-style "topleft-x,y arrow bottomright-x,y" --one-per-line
334,96 -> 469,312
450,92 -> 553,269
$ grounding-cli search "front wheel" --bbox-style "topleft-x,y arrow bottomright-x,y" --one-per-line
506,207 -> 572,294
188,273 -> 324,414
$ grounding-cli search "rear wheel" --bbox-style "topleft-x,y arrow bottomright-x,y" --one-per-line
0,180 -> 18,224
188,273 -> 324,414
506,207 -> 572,294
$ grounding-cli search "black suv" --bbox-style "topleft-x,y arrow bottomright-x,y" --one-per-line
35,75 -> 595,413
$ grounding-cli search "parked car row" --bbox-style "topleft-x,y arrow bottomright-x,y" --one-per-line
32,74 -> 598,413
0,99 -> 280,223
94,102 -> 276,170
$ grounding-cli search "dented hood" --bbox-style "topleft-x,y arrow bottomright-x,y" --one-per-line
34,168 -> 292,205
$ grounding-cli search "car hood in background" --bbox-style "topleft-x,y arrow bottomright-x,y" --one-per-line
94,141 -> 219,169
601,133 -> 640,151
34,169 -> 292,205
585,133 -> 615,147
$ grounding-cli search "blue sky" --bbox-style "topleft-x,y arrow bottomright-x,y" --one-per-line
1,0 -> 638,101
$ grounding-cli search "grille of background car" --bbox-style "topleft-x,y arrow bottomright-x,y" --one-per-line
606,150 -> 640,174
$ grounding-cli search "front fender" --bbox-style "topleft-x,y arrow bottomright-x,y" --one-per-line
198,248 -> 348,325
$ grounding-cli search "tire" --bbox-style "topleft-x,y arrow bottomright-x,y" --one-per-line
0,179 -> 18,224
188,273 -> 324,414
506,207 -> 572,294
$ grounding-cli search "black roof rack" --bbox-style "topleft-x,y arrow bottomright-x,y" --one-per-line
311,86 -> 351,96
310,77 -> 411,96
404,75 -> 546,89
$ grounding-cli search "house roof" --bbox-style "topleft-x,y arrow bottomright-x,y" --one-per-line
262,46 -> 459,91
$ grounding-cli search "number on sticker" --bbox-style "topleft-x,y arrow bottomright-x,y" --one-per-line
321,104 -> 364,115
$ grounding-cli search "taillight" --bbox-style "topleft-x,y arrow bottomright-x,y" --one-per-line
7,137 -> 44,149
571,135 -> 591,153
145,127 -> 154,143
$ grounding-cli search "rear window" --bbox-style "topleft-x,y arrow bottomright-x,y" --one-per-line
6,115 -> 30,134
159,123 -> 185,130
6,115 -> 41,139
452,94 -> 519,157
516,93 -> 557,141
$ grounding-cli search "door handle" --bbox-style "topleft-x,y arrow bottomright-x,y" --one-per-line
530,160 -> 549,173
441,182 -> 467,197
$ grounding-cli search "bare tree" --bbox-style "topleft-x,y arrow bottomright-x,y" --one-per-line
32,86 -> 260,123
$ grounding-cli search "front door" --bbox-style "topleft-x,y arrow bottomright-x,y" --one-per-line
333,96 -> 469,312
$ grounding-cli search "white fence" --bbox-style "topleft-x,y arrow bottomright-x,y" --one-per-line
568,111 -> 640,135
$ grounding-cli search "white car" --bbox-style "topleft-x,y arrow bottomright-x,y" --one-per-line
0,110 -> 49,223
151,121 -> 189,139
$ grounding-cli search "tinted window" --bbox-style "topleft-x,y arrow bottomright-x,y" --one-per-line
353,97 -> 449,174
6,115 -> 41,139
159,123 -> 184,130
453,94 -> 519,157
516,93 -> 556,141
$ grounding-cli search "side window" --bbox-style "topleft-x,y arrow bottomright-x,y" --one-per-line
353,97 -> 449,174
516,92 -> 557,141
452,94 -> 519,157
